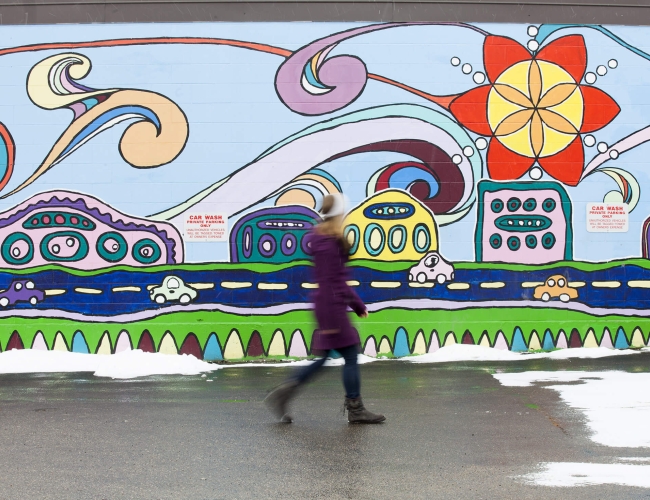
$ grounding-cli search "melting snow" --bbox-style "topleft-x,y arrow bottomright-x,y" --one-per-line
521,462 -> 650,488
0,350 -> 379,378
0,349 -> 217,379
494,370 -> 650,448
495,370 -> 650,488
406,344 -> 643,364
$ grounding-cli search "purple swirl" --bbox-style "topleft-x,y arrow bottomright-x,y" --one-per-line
275,23 -> 489,116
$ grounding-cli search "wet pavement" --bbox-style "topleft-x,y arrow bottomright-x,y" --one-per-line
1,354 -> 650,499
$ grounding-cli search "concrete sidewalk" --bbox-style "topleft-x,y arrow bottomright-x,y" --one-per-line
1,354 -> 649,499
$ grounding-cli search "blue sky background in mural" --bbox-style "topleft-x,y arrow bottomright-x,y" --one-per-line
0,22 -> 647,262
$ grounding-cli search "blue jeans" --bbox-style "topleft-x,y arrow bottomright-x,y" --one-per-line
294,344 -> 360,399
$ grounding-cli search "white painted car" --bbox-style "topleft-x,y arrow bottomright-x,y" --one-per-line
409,251 -> 455,285
149,276 -> 198,305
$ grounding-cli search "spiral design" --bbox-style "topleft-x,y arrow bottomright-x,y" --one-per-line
4,53 -> 189,198
159,104 -> 481,227
357,141 -> 466,218
274,168 -> 341,209
27,53 -> 116,113
275,22 -> 489,116
368,161 -> 446,212
0,122 -> 15,192
600,167 -> 638,210
275,24 -> 403,115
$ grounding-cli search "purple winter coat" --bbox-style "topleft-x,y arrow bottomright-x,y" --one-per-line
309,231 -> 366,351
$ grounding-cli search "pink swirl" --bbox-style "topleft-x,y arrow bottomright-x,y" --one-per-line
275,23 -> 488,115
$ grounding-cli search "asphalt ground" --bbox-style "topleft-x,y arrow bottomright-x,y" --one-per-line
1,354 -> 650,499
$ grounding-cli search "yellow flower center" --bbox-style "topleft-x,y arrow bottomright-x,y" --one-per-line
487,60 -> 584,158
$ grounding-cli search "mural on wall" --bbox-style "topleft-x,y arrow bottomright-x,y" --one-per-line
1,22 -> 650,361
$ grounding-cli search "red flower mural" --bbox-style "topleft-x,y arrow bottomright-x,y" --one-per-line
449,35 -> 620,186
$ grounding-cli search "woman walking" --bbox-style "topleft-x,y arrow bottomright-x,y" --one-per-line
265,194 -> 385,424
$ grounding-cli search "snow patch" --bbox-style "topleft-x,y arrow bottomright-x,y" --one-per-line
541,347 -> 642,360
0,349 -> 217,379
521,462 -> 650,488
494,371 -> 650,448
405,344 -> 641,364
408,344 -> 525,362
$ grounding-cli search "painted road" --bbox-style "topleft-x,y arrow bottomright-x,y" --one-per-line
1,264 -> 650,316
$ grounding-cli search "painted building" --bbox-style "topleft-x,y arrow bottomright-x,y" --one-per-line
0,190 -> 183,269
0,21 -> 649,361
475,181 -> 572,264
229,206 -> 320,263
344,190 -> 438,261
642,216 -> 650,259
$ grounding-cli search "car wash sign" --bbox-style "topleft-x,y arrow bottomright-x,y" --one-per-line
184,213 -> 228,241
586,203 -> 628,232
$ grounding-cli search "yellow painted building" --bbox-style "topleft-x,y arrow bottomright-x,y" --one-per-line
343,189 -> 438,261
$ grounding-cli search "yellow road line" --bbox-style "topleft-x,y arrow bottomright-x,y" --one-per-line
112,286 -> 142,293
187,283 -> 214,290
301,283 -> 318,289
569,281 -> 586,288
521,282 -> 544,288
221,282 -> 252,289
347,280 -> 360,287
628,280 -> 650,288
74,287 -> 102,295
258,283 -> 288,291
447,283 -> 470,290
480,282 -> 505,289
409,282 -> 434,288
44,289 -> 66,296
592,281 -> 621,288
370,281 -> 401,289
146,284 -> 156,291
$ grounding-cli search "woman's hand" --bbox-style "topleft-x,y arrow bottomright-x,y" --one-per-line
358,310 -> 368,318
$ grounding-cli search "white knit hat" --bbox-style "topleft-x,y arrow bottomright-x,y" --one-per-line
321,193 -> 347,219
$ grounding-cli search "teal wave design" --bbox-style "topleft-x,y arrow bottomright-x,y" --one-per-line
535,24 -> 650,62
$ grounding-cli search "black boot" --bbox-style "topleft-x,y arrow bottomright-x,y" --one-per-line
264,380 -> 299,423
345,397 -> 386,424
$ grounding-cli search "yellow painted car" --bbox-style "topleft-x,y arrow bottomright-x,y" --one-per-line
533,275 -> 578,303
